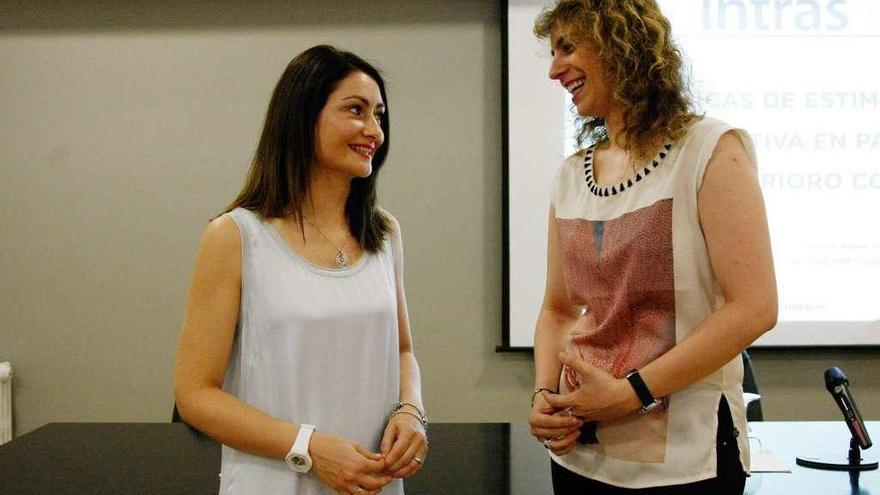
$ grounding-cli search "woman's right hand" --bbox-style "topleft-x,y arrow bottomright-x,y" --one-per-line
309,431 -> 392,495
529,392 -> 584,456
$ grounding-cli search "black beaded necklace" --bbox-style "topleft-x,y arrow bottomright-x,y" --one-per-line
583,141 -> 673,197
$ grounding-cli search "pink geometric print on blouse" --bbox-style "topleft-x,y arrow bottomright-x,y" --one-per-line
558,199 -> 675,380
556,199 -> 675,462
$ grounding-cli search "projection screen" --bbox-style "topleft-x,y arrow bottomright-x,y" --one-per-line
505,0 -> 880,348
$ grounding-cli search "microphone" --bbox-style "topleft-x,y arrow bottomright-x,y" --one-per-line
825,367 -> 872,450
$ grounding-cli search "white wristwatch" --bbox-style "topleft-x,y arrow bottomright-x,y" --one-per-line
285,424 -> 316,473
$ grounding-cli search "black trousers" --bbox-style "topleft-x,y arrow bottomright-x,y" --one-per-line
551,396 -> 746,495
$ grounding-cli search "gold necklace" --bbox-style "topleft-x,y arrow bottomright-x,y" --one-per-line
308,221 -> 350,269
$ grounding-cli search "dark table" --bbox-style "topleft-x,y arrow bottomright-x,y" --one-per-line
1,422 -> 877,494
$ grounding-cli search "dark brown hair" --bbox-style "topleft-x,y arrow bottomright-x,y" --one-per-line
535,0 -> 698,158
225,45 -> 390,252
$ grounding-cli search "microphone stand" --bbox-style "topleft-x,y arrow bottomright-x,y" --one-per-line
796,436 -> 878,472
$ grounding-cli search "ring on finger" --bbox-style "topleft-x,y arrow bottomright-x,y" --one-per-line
413,456 -> 423,465
565,407 -> 573,416
543,438 -> 552,449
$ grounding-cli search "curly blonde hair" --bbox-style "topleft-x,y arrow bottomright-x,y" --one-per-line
534,0 -> 698,159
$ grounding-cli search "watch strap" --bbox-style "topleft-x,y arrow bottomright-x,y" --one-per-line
292,424 -> 315,455
286,424 -> 315,472
625,369 -> 659,413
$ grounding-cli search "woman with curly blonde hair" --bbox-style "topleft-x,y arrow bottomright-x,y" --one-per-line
527,1 -> 777,493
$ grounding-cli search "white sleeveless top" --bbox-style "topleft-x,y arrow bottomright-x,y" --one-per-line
219,208 -> 403,495
548,118 -> 754,488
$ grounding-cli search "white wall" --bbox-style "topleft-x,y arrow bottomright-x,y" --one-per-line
0,0 -> 876,437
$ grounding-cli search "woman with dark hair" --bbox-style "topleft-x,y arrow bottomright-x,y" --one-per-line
173,45 -> 426,495
527,1 -> 777,494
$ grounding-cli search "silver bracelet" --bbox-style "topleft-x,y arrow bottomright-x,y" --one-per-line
392,401 -> 426,419
391,409 -> 428,430
391,401 -> 428,428
531,387 -> 557,406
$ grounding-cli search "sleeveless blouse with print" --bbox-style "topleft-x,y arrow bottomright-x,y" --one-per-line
548,118 -> 754,488
220,208 -> 403,495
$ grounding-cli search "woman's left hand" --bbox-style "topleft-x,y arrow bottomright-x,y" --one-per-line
543,352 -> 641,422
379,410 -> 428,479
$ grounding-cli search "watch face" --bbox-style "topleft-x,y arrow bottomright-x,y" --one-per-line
286,453 -> 312,473
286,424 -> 316,473
285,453 -> 312,473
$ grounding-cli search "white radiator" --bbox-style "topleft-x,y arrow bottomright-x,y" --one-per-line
0,362 -> 11,445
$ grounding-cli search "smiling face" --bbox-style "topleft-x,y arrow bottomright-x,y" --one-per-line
314,71 -> 386,178
548,26 -> 615,118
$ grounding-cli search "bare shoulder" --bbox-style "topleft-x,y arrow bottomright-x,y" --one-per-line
202,213 -> 241,249
377,207 -> 401,238
196,213 -> 242,277
707,130 -> 753,172
377,207 -> 405,273
700,130 -> 757,197
699,129 -> 765,225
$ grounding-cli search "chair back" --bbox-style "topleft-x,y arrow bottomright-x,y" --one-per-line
741,351 -> 763,421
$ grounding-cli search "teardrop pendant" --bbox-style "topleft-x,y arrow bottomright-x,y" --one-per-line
335,249 -> 349,268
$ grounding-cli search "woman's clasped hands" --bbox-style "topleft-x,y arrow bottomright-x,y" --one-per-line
309,408 -> 427,495
309,431 -> 392,495
529,389 -> 584,456
529,352 -> 642,455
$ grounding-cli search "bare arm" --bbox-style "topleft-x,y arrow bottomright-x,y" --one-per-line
637,130 -> 777,398
545,131 -> 778,419
388,214 -> 424,415
173,215 -> 390,494
529,207 -> 584,454
173,215 -> 297,458
379,212 -> 428,478
533,207 -> 579,392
